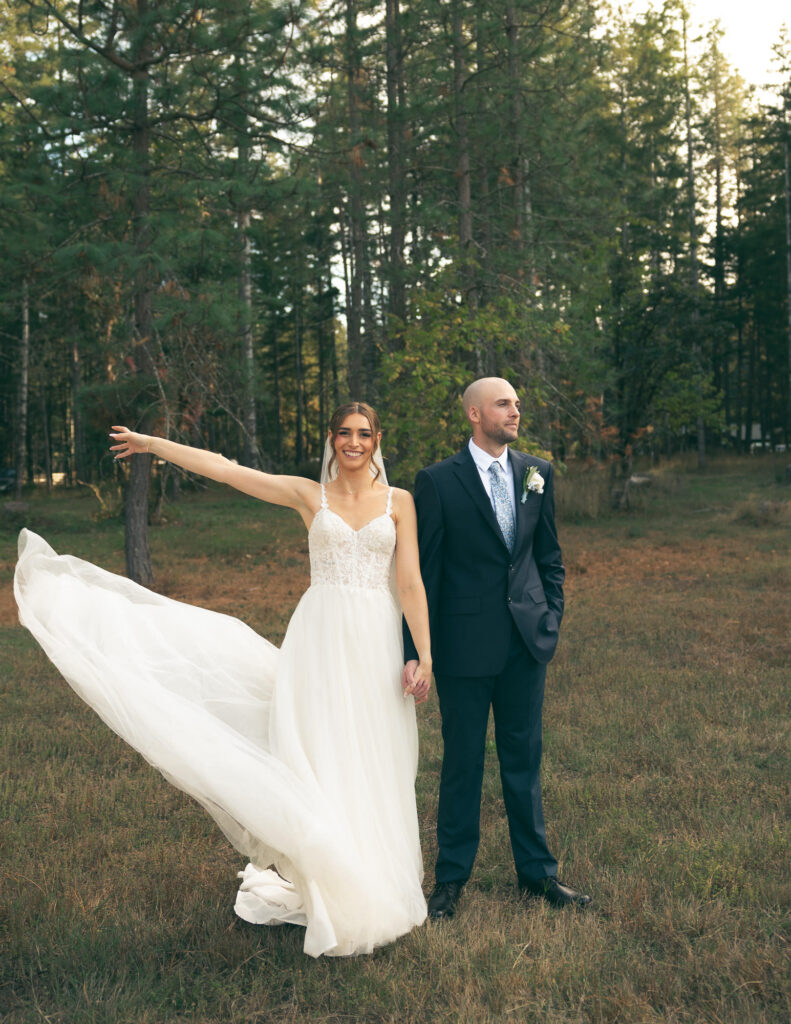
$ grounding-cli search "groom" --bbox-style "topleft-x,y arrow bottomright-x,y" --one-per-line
403,377 -> 590,918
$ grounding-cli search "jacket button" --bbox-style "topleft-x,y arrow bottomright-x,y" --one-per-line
507,597 -> 511,603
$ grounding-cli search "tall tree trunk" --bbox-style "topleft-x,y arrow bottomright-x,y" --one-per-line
745,325 -> 757,451
648,150 -> 660,284
682,11 -> 706,468
506,4 -> 533,269
735,170 -> 746,450
317,266 -> 327,442
784,116 -> 791,447
345,0 -> 365,398
506,2 -> 546,427
451,0 -> 482,374
328,274 -> 340,409
711,41 -> 728,424
362,241 -> 377,402
761,338 -> 771,444
294,293 -> 304,464
15,278 -> 30,501
40,385 -> 52,493
315,191 -> 338,434
473,8 -> 492,324
385,0 -> 406,347
126,19 -> 156,587
736,301 -> 744,449
62,395 -> 72,484
452,0 -> 473,266
235,48 -> 258,468
71,340 -> 86,482
238,205 -> 258,467
271,324 -> 282,464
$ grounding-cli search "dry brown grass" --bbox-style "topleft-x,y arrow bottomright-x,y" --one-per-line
1,456 -> 790,1023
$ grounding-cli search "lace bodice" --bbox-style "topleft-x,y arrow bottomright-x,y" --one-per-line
309,486 -> 395,592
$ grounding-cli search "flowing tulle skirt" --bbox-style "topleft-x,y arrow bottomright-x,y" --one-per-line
14,529 -> 426,956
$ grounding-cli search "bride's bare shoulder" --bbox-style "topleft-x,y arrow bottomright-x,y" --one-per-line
390,488 -> 416,513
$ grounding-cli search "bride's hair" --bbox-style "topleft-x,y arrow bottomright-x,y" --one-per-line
327,402 -> 382,482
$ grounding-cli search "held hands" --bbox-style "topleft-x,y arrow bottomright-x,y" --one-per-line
109,426 -> 152,460
402,658 -> 431,705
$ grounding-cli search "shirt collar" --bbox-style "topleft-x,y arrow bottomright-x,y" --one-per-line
468,438 -> 510,474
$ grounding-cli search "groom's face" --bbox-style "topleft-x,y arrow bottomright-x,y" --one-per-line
475,384 -> 521,446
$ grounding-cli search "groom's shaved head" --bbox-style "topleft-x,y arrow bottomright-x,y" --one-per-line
463,377 -> 520,452
463,377 -> 516,415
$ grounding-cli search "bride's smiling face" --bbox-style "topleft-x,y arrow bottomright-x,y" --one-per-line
333,414 -> 381,472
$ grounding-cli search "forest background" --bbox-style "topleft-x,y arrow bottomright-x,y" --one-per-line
1,0 -> 791,584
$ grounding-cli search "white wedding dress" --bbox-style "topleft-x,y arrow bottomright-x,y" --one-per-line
13,485 -> 427,957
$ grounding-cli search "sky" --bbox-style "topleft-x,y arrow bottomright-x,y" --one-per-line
630,0 -> 788,88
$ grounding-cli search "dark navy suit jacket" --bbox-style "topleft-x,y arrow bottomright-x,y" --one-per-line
403,445 -> 565,676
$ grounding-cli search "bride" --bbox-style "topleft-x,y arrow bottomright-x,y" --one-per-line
14,402 -> 432,957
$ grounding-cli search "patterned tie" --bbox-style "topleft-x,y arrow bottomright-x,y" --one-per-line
488,462 -> 516,553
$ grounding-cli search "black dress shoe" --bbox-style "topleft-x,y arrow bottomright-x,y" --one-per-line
519,877 -> 591,908
427,881 -> 464,919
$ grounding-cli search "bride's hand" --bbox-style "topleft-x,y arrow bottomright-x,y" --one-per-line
405,659 -> 436,708
109,425 -> 152,460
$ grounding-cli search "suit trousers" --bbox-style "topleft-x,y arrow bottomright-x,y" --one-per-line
434,622 -> 558,885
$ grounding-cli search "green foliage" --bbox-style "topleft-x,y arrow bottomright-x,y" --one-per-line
1,0 -> 790,488
381,292 -> 472,484
79,376 -> 161,431
654,366 -> 726,434
382,283 -> 566,481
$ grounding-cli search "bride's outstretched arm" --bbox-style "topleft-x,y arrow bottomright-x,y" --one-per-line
392,489 -> 432,704
109,426 -> 318,517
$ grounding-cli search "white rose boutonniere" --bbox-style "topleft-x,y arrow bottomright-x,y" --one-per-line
521,465 -> 545,502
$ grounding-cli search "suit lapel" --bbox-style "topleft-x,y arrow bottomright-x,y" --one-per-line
452,447 -> 508,548
509,449 -> 531,554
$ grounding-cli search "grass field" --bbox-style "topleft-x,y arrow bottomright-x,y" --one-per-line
1,455 -> 789,1023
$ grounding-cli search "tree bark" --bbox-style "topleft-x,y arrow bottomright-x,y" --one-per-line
452,0 -> 473,263
40,384 -> 52,493
735,170 -> 746,449
506,4 -> 533,265
682,11 -> 706,469
125,12 -> 156,587
710,33 -> 727,423
272,324 -> 282,464
294,293 -> 304,464
238,205 -> 258,468
235,48 -> 258,469
362,235 -> 377,402
385,0 -> 406,346
745,324 -> 757,451
345,0 -> 365,397
317,266 -> 327,443
71,340 -> 86,482
451,0 -> 482,372
784,117 -> 791,446
15,278 -> 30,501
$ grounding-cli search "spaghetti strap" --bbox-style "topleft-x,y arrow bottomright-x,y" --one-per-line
385,487 -> 393,517
319,483 -> 329,510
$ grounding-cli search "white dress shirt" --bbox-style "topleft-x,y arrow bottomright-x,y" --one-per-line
468,438 -> 517,514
